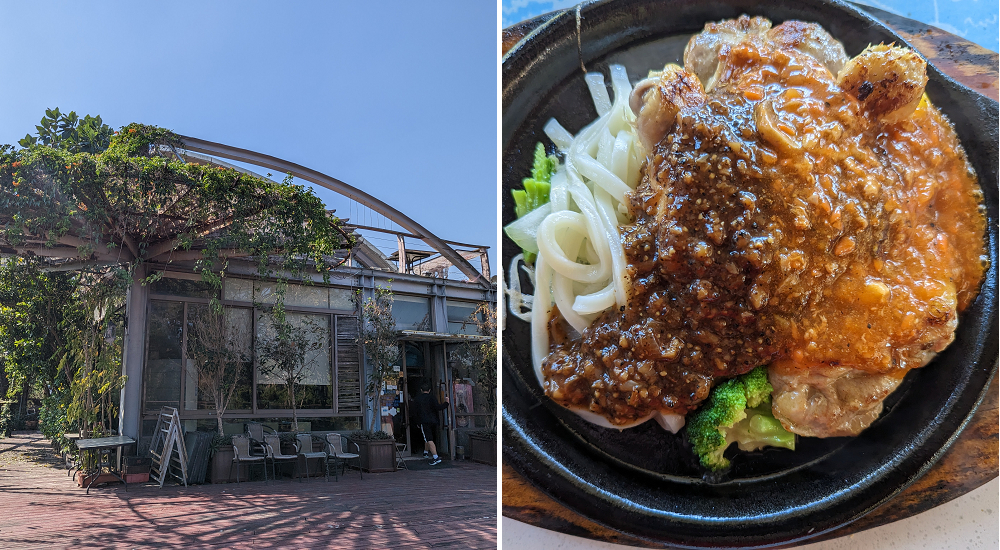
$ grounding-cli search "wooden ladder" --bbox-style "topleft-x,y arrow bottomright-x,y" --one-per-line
149,407 -> 189,487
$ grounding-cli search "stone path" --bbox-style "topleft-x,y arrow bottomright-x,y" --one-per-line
0,431 -> 497,549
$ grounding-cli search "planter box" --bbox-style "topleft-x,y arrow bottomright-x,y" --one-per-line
353,439 -> 396,473
124,456 -> 151,475
75,471 -> 121,488
210,447 -> 244,483
124,473 -> 149,484
468,434 -> 496,466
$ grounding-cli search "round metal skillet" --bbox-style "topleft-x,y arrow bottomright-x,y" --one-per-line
501,0 -> 998,547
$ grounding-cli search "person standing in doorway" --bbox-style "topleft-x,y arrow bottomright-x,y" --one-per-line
412,380 -> 449,465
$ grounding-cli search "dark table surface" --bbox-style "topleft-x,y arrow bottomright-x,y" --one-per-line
75,435 -> 136,451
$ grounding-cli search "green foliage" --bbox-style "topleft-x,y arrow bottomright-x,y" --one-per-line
39,393 -> 72,453
0,258 -> 76,399
451,303 -> 497,431
686,366 -> 794,472
0,402 -> 14,437
349,429 -> 393,441
358,286 -> 401,432
1,108 -> 356,447
256,314 -> 326,432
1,110 -> 353,298
18,107 -> 113,155
187,305 -> 251,435
209,433 -> 233,457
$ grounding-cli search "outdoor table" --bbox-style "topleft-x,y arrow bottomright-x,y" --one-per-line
75,435 -> 135,494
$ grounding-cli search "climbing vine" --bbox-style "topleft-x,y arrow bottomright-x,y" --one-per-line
0,109 -> 355,441
1,111 -> 353,295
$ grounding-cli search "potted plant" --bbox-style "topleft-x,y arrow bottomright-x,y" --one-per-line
458,303 -> 497,466
257,313 -> 325,432
349,430 -> 396,472
208,433 -> 237,483
467,429 -> 497,466
186,304 -> 251,437
358,285 -> 402,434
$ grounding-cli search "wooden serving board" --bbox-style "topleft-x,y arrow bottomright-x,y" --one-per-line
501,5 -> 999,548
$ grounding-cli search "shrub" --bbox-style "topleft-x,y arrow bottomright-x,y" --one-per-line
349,429 -> 393,441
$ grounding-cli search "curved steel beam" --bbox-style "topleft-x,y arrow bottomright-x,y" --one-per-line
177,135 -> 490,288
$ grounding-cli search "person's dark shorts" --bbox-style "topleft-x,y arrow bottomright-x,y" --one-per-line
419,424 -> 437,442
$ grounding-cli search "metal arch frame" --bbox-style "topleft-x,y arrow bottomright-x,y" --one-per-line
177,135 -> 490,288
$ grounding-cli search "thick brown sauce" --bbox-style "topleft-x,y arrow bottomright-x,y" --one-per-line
541,41 -> 986,425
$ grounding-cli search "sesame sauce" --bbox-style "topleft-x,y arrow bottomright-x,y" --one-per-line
541,41 -> 986,426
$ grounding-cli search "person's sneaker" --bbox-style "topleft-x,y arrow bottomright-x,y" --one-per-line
429,459 -> 442,466
423,451 -> 430,459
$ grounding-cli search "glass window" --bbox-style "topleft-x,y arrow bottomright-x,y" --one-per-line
393,295 -> 431,331
150,277 -> 216,299
284,283 -> 329,309
223,278 -> 252,302
254,281 -> 279,305
256,312 -> 332,410
185,305 -> 252,412
329,287 -> 355,311
144,301 -> 184,411
447,300 -> 483,335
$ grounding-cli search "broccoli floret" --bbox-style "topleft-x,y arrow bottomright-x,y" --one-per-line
740,364 -> 772,408
509,142 -> 558,263
686,365 -> 795,472
512,143 -> 556,219
729,399 -> 796,453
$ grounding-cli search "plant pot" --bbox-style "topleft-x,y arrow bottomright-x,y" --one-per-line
75,471 -> 121,488
124,473 -> 149,484
353,439 -> 397,473
209,447 -> 251,483
468,434 -> 496,466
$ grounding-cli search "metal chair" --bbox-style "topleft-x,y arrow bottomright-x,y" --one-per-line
245,422 -> 276,456
263,434 -> 298,481
230,434 -> 267,483
294,433 -> 328,482
395,442 -> 409,471
325,433 -> 362,480
64,433 -> 82,478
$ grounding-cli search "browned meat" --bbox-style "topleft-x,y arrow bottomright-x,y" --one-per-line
684,15 -> 772,90
542,17 -> 985,434
769,361 -> 904,437
838,44 -> 928,123
766,20 -> 849,77
630,65 -> 707,151
683,17 -> 848,91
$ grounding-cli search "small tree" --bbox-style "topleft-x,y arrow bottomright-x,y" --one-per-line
187,305 -> 252,435
456,303 -> 497,432
358,286 -> 401,432
257,314 -> 325,432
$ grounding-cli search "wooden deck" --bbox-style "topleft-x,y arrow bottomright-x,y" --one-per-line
0,432 -> 497,549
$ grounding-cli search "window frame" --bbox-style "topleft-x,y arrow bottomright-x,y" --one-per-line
140,275 -> 363,434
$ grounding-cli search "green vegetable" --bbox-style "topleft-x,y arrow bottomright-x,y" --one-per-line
686,365 -> 795,472
508,142 -> 558,263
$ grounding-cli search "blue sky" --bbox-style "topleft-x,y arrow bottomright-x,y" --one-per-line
0,2 -> 497,277
502,0 -> 998,53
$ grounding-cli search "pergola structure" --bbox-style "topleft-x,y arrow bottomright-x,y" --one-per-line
175,136 -> 491,288
101,137 -> 495,460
